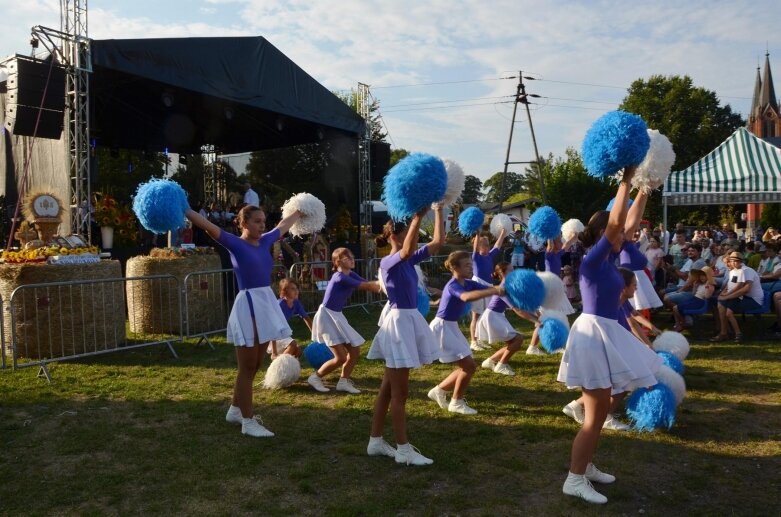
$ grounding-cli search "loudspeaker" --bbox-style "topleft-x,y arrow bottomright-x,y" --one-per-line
370,141 -> 391,181
3,54 -> 66,139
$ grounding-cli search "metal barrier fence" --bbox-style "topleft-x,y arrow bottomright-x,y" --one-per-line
0,294 -> 4,370
182,268 -> 238,348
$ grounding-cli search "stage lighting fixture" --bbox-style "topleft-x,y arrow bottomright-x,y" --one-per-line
275,117 -> 284,132
224,107 -> 234,120
161,92 -> 174,108
179,154 -> 188,165
317,127 -> 324,140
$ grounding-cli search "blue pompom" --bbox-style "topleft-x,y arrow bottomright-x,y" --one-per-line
582,111 -> 650,178
539,318 -> 568,353
527,206 -> 562,241
458,206 -> 485,237
303,342 -> 333,370
626,384 -> 677,431
461,301 -> 472,319
132,179 -> 189,234
381,153 -> 448,221
417,286 -> 430,317
657,351 -> 684,374
606,197 -> 634,210
504,268 -> 545,312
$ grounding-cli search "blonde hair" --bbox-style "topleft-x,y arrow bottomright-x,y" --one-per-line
331,247 -> 353,271
445,250 -> 471,272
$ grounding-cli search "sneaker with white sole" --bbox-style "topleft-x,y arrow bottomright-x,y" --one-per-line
225,405 -> 242,425
602,414 -> 630,431
562,472 -> 607,504
562,400 -> 585,424
470,341 -> 487,352
427,386 -> 449,409
585,463 -> 615,484
481,357 -> 497,369
493,362 -> 515,376
241,416 -> 274,438
366,437 -> 396,458
307,373 -> 330,393
395,443 -> 433,466
448,398 -> 478,415
525,345 -> 545,355
336,377 -> 361,394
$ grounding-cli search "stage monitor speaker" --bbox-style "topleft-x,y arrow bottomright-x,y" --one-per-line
370,141 -> 391,181
3,54 -> 66,139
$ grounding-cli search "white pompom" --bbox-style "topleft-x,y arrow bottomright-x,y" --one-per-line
632,129 -> 676,194
414,264 -> 427,291
526,233 -> 545,252
537,271 -> 567,310
435,158 -> 466,207
655,364 -> 686,406
490,214 -> 513,238
539,308 -> 570,329
377,267 -> 387,295
561,218 -> 584,242
263,354 -> 302,389
281,193 -> 326,236
653,330 -> 690,361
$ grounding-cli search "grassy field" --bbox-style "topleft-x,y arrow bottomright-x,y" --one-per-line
1,306 -> 780,516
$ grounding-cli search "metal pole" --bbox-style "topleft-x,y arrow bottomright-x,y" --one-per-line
497,72 -> 522,213
520,77 -> 546,204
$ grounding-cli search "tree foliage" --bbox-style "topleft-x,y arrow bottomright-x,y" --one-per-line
482,171 -> 523,203
334,91 -> 387,142
93,148 -> 167,203
462,175 -> 483,204
389,148 -> 409,168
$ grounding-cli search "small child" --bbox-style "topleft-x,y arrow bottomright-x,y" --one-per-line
618,268 -> 662,347
561,265 -> 580,306
469,230 -> 507,352
308,248 -> 381,393
269,278 -> 312,359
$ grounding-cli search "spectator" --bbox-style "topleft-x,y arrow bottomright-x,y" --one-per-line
700,238 -> 714,264
744,242 -> 761,270
242,181 -> 260,207
669,231 -> 687,268
711,252 -> 764,342
762,227 -> 779,243
671,266 -> 715,332
508,229 -> 527,268
663,243 -> 706,308
644,236 -> 665,286
759,244 -> 781,294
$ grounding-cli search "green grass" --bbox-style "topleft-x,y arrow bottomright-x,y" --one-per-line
1,306 -> 780,516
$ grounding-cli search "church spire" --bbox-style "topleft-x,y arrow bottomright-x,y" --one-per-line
759,52 -> 777,110
750,65 -> 762,120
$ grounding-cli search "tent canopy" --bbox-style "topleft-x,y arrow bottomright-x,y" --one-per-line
663,127 -> 781,206
90,37 -> 365,153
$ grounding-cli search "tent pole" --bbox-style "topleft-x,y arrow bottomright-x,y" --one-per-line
663,195 -> 668,243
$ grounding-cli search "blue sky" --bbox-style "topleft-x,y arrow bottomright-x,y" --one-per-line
0,0 -> 777,183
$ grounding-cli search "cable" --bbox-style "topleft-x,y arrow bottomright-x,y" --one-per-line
382,94 -> 514,109
383,100 -> 514,113
372,76 -> 512,89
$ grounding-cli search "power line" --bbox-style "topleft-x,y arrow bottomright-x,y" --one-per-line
383,94 -> 514,109
372,76 -> 512,89
383,100 -> 513,113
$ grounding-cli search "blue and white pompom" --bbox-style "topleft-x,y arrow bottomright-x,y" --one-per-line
538,318 -> 569,353
436,158 -> 466,207
303,342 -> 333,371
537,271 -> 568,311
132,178 -> 189,234
606,197 -> 634,210
632,129 -> 676,193
281,193 -> 326,236
525,233 -> 545,252
655,364 -> 686,406
262,354 -> 301,389
382,153 -> 448,221
657,351 -> 684,375
582,110 -> 651,178
539,308 -> 570,329
626,384 -> 677,431
528,206 -> 562,241
417,286 -> 430,317
561,218 -> 584,242
504,268 -> 545,312
459,206 -> 485,237
490,213 -> 513,238
653,331 -> 690,361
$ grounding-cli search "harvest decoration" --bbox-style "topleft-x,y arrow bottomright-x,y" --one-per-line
2,246 -> 99,264
93,192 -> 139,245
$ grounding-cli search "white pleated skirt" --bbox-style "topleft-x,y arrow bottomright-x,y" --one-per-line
367,308 -> 440,368
226,286 -> 292,347
429,317 -> 472,363
378,301 -> 391,326
311,305 -> 365,347
631,270 -> 663,309
557,313 -> 661,392
476,309 -> 518,343
470,276 -> 492,314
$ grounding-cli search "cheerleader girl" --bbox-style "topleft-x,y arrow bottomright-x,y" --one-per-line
557,165 -> 661,504
427,251 -> 504,415
186,204 -> 302,438
619,194 -> 663,313
469,229 -> 507,351
366,206 -> 444,466
618,268 -> 662,347
477,262 -> 539,376
307,248 -> 381,394
269,278 -> 312,359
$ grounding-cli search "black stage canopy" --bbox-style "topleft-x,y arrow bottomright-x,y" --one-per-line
90,37 -> 365,153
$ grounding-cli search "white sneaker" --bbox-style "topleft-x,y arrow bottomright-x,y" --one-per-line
366,437 -> 396,458
395,443 -> 433,466
525,345 -> 545,355
562,400 -> 585,425
448,398 -> 478,415
307,373 -> 330,393
493,362 -> 515,376
241,417 -> 274,438
470,340 -> 487,352
562,472 -> 608,504
481,357 -> 497,369
585,463 -> 616,484
603,414 -> 630,431
336,377 -> 361,394
427,386 -> 449,409
225,405 -> 242,425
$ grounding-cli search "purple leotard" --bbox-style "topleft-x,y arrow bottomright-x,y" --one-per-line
435,277 -> 485,321
580,235 -> 623,320
380,246 -> 430,309
545,249 -> 565,275
487,294 -> 512,313
279,298 -> 308,320
618,300 -> 633,331
473,248 -> 500,282
619,241 -> 647,270
216,228 -> 279,290
323,271 -> 365,311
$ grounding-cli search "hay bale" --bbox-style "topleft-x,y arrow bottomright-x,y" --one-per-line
0,261 -> 125,360
125,251 -> 223,335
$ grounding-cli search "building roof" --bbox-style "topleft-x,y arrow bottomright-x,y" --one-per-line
759,53 -> 778,110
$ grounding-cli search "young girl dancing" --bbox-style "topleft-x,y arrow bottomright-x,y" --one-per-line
366,206 -> 444,465
477,262 -> 539,376
617,268 -> 662,347
186,204 -> 302,438
308,247 -> 381,394
427,251 -> 504,415
269,278 -> 312,359
469,230 -> 507,351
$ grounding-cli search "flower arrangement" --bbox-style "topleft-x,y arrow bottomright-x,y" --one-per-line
94,192 -> 139,245
2,246 -> 99,264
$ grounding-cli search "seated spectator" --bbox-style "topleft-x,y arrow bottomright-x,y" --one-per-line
762,227 -> 779,243
644,236 -> 665,286
759,244 -> 781,293
663,243 -> 705,308
711,252 -> 764,343
744,241 -> 761,270
672,266 -> 715,332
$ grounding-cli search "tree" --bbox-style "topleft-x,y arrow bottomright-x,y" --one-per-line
482,171 -> 523,203
334,91 -> 387,142
461,175 -> 483,204
389,148 -> 409,168
94,148 -> 166,202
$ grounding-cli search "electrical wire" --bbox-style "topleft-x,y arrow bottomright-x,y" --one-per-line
382,94 -> 514,109
372,76 -> 512,89
383,100 -> 514,113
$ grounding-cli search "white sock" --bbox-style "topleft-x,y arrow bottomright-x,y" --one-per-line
566,471 -> 584,482
397,442 -> 411,452
369,436 -> 384,445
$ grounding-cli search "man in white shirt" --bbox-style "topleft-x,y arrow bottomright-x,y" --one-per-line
662,244 -> 706,308
243,182 -> 260,207
712,252 -> 765,342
